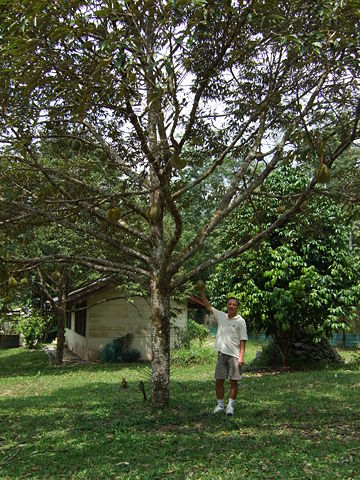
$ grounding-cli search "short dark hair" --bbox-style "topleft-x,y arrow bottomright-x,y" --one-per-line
226,297 -> 239,306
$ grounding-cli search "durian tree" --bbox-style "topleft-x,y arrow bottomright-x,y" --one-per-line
1,0 -> 360,407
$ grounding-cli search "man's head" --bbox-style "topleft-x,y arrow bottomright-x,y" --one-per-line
226,297 -> 239,318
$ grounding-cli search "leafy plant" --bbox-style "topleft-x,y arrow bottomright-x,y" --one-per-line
171,342 -> 216,367
99,333 -> 141,363
178,319 -> 209,349
18,311 -> 48,348
246,336 -> 344,371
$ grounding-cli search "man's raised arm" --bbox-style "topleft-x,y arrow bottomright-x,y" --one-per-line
197,282 -> 213,314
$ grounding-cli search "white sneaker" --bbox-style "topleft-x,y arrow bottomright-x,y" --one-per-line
213,405 -> 225,415
226,404 -> 234,416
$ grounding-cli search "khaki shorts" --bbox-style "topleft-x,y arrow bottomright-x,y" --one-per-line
215,352 -> 242,381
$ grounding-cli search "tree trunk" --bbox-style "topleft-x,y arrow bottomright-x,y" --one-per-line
55,280 -> 67,365
56,307 -> 65,365
273,327 -> 294,367
150,279 -> 171,409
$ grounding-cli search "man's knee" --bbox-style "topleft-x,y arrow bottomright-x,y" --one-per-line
230,379 -> 238,387
216,379 -> 225,386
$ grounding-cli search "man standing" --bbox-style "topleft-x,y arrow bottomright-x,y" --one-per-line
199,285 -> 247,416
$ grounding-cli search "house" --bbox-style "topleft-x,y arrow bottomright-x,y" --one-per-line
64,277 -> 194,362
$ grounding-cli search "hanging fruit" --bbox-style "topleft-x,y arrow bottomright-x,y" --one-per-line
106,206 -> 121,224
315,163 -> 331,184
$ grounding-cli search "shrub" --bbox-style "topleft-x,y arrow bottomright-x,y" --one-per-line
113,333 -> 133,354
180,319 -> 209,349
171,342 -> 216,367
18,312 -> 47,348
119,349 -> 141,362
246,335 -> 344,371
99,343 -> 117,363
99,333 -> 141,363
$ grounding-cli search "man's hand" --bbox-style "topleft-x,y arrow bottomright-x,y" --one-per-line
238,357 -> 244,367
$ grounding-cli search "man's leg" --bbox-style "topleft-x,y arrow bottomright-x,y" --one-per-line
213,379 -> 225,413
229,379 -> 238,400
226,357 -> 241,416
226,380 -> 238,415
216,379 -> 225,400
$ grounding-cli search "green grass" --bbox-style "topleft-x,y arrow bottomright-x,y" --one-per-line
1,343 -> 359,480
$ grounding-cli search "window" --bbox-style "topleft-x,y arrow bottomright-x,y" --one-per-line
74,301 -> 87,336
66,310 -> 72,329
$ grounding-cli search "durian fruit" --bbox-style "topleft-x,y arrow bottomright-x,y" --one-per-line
20,277 -> 28,286
51,270 -> 62,282
71,139 -> 82,151
315,163 -> 331,184
300,201 -> 308,212
170,154 -> 187,170
147,204 -> 161,222
194,279 -> 205,291
8,276 -> 18,287
106,206 -> 121,224
271,92 -> 281,104
276,205 -> 286,214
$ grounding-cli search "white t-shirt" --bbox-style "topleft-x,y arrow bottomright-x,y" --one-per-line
212,307 -> 248,358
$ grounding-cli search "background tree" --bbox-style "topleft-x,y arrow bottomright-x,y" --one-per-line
0,0 -> 359,407
207,164 -> 360,364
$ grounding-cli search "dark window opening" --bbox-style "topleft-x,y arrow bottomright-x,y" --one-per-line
75,301 -> 87,336
66,310 -> 72,329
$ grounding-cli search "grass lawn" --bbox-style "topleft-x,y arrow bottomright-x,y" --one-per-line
0,342 -> 359,480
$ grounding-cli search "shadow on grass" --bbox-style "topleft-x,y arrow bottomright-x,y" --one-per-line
1,363 -> 360,480
0,347 -> 152,379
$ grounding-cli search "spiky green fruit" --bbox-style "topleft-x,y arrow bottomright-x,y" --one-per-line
300,201 -> 308,212
8,276 -> 18,287
170,155 -> 187,170
51,270 -> 62,282
106,207 -> 121,224
315,163 -> 331,184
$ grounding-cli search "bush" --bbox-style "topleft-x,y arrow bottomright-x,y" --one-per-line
113,333 -> 133,354
119,349 -> 141,362
18,312 -> 47,348
99,333 -> 141,363
171,342 -> 216,367
99,343 -> 117,363
180,319 -> 209,349
245,340 -> 282,371
246,335 -> 344,371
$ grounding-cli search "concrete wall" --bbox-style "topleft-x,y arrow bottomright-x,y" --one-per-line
65,310 -> 87,359
65,287 -> 187,362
